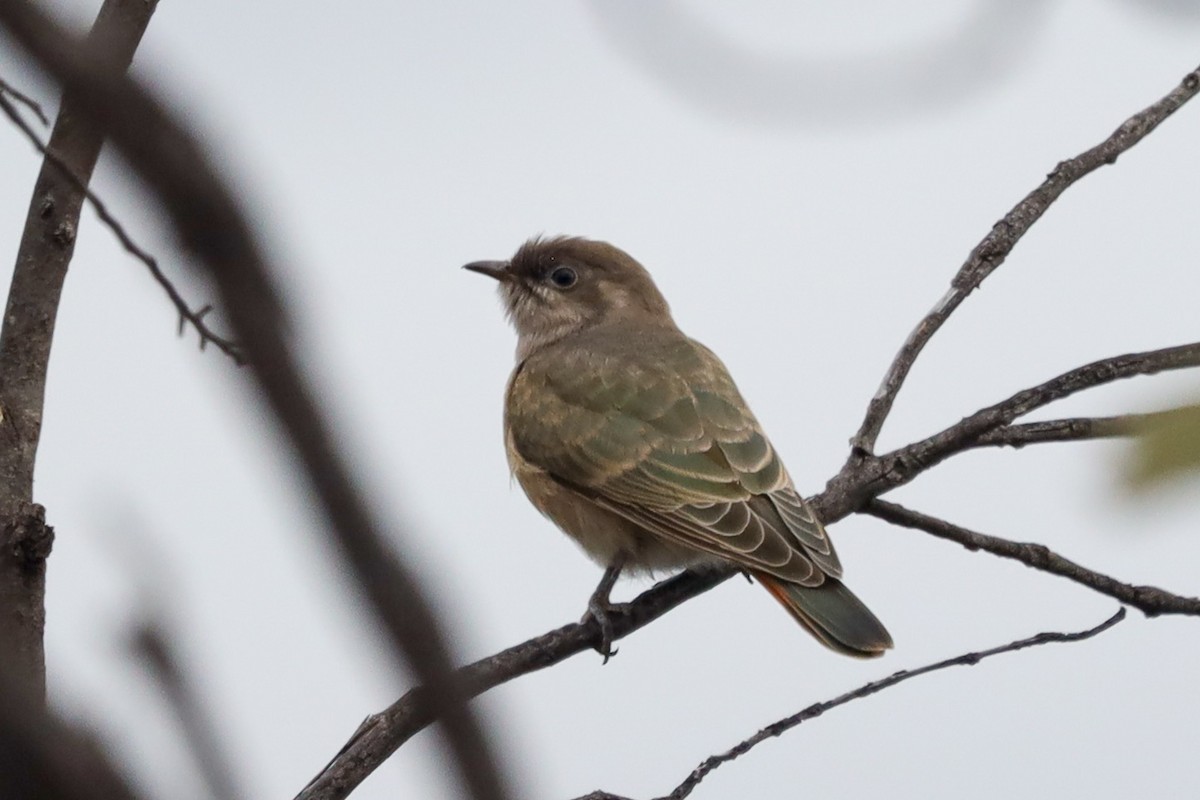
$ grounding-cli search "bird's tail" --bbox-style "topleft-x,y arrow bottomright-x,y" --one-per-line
756,574 -> 893,658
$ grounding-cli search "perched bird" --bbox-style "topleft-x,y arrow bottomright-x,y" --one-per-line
466,236 -> 891,659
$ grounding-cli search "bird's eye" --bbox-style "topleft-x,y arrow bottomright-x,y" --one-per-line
549,266 -> 578,289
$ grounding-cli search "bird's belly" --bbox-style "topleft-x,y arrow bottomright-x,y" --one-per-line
510,457 -> 707,574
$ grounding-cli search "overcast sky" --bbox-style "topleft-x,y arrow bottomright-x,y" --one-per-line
2,2 -> 1200,799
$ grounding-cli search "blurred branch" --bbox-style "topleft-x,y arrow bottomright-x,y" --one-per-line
851,64 -> 1200,454
0,75 -> 48,125
0,75 -> 243,363
0,669 -> 145,800
863,500 -> 1200,616
0,0 -> 158,706
603,609 -> 1126,800
0,3 -> 511,800
588,1 -> 1052,129
132,621 -> 246,800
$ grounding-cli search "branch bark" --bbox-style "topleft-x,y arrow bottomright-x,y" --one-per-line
0,0 -> 158,705
969,414 -> 1140,449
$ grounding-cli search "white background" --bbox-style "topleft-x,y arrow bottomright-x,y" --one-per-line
2,2 -> 1200,799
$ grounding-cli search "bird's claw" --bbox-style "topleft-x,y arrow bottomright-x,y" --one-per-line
583,554 -> 627,664
582,598 -> 624,664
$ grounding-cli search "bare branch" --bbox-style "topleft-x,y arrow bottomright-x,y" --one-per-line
968,409 -> 1193,450
652,609 -> 1126,800
0,0 -> 158,706
864,500 -> 1200,616
0,75 -> 48,125
821,342 -> 1200,521
296,568 -> 734,800
0,84 -> 243,364
0,3 -> 510,799
851,64 -> 1200,454
899,340 -> 1200,471
970,415 -> 1138,448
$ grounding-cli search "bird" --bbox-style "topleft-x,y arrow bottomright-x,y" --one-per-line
465,236 -> 891,660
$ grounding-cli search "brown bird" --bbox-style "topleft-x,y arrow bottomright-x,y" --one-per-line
466,236 -> 891,659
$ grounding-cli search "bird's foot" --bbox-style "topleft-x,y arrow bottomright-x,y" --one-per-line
581,597 -> 627,664
583,555 -> 627,664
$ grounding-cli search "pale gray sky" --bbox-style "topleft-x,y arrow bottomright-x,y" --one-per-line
2,2 -> 1200,799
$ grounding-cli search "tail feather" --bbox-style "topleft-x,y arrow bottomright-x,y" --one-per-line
757,574 -> 893,658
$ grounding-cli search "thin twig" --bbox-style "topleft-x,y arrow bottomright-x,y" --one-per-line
651,609 -> 1126,800
821,342 -> 1200,520
0,74 -> 48,125
0,87 -> 244,364
851,64 -> 1200,454
969,409 -> 1191,450
970,415 -> 1139,448
0,4 -> 509,800
863,500 -> 1200,616
899,341 -> 1200,473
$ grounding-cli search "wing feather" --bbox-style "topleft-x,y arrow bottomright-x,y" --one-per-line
507,333 -> 839,585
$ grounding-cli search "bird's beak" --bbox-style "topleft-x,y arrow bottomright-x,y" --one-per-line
463,260 -> 512,282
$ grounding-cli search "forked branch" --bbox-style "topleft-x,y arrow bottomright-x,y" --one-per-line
851,66 -> 1200,454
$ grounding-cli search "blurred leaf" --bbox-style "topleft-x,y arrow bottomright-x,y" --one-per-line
1126,402 -> 1200,489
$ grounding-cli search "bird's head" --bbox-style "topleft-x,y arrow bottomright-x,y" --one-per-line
465,236 -> 673,357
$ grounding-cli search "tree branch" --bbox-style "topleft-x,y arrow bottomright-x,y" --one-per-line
851,64 -> 1200,454
969,414 -> 1139,449
863,500 -> 1200,616
0,75 -> 48,125
0,79 -> 243,363
0,0 -> 158,706
820,341 -> 1200,521
296,568 -> 734,800
644,608 -> 1126,800
0,3 -> 510,799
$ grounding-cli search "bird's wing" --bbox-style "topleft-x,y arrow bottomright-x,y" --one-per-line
507,336 -> 841,585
